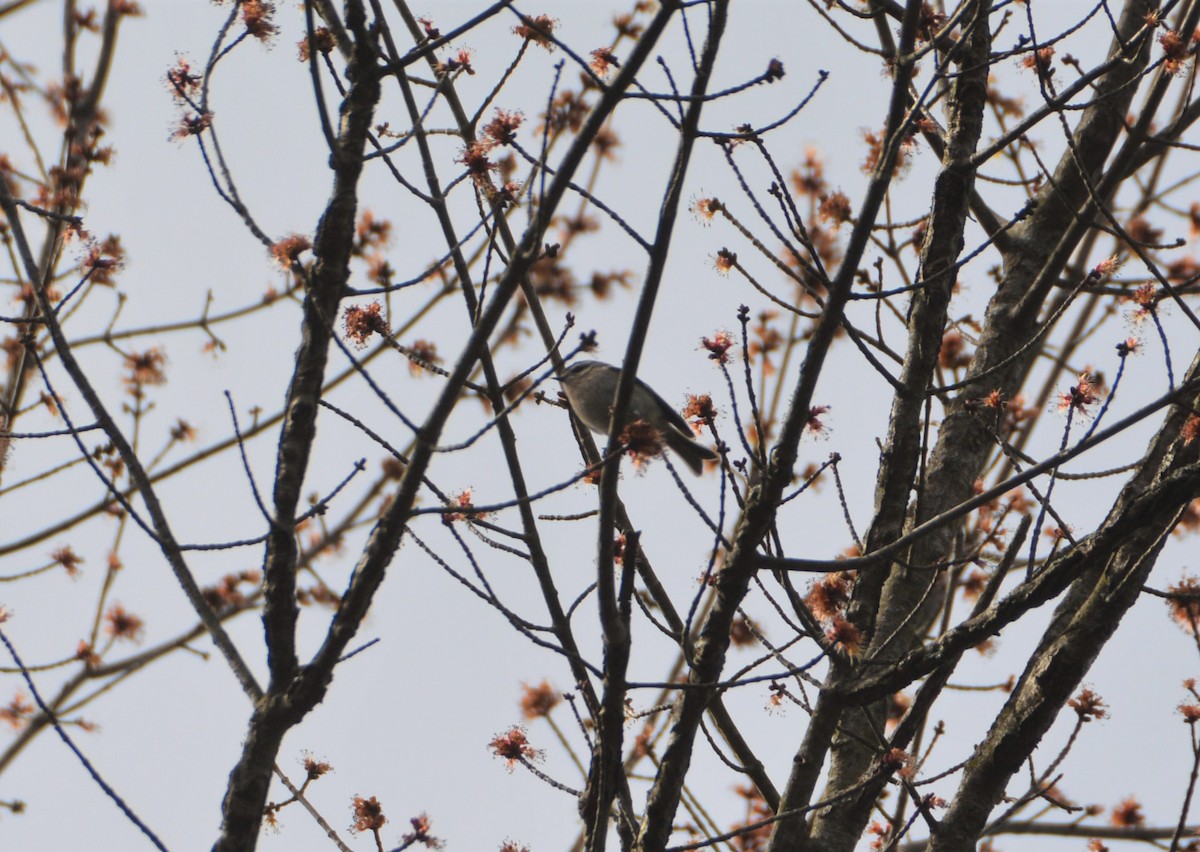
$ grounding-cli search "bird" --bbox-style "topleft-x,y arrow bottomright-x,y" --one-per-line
557,359 -> 717,475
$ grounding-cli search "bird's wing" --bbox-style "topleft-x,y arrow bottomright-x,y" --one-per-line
636,377 -> 693,437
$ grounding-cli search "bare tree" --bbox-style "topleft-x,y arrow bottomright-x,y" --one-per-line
4,0 -> 1200,850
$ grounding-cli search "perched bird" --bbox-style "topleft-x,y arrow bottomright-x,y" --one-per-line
558,359 -> 717,475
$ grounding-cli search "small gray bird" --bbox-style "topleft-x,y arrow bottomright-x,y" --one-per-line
558,360 -> 717,475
